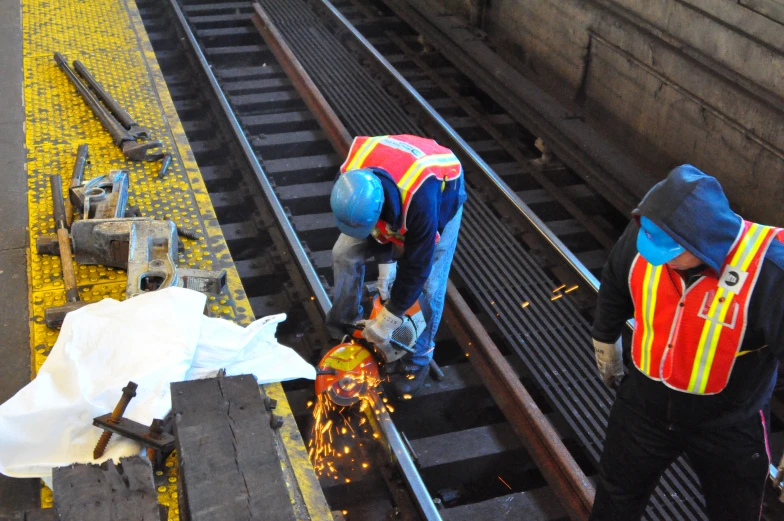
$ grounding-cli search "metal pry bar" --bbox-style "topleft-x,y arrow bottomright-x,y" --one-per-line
53,52 -> 163,162
65,144 -> 89,228
73,60 -> 151,140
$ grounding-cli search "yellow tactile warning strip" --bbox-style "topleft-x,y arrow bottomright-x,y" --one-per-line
22,0 -> 332,519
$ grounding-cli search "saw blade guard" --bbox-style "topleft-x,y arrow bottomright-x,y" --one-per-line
315,342 -> 381,406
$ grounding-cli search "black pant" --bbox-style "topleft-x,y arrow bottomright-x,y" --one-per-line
590,399 -> 771,521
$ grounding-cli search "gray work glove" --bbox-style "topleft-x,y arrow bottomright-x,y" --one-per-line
774,451 -> 784,493
593,339 -> 624,389
359,306 -> 402,349
376,262 -> 397,301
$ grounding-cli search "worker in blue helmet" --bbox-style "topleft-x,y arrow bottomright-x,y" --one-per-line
590,165 -> 784,520
326,135 -> 467,398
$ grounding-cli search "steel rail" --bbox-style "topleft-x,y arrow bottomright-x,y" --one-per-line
253,2 -> 594,519
250,6 -> 442,520
166,0 -> 332,315
364,391 -> 443,521
443,282 -> 594,519
314,0 -> 601,293
251,8 -> 352,158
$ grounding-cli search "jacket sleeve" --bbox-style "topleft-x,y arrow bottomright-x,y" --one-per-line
755,242 -> 784,362
592,221 -> 639,343
385,183 -> 438,316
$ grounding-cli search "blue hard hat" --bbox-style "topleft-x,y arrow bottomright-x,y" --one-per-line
330,169 -> 384,239
637,216 -> 685,266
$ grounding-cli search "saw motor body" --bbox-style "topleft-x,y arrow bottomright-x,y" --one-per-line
316,297 -> 427,406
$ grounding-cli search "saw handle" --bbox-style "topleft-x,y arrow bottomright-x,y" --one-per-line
341,322 -> 416,354
51,175 -> 79,303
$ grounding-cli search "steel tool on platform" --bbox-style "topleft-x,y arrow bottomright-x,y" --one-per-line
65,144 -> 89,228
38,156 -> 226,328
54,52 -> 164,162
45,174 -> 90,327
36,169 -> 130,257
72,60 -> 151,140
70,169 -> 130,220
38,215 -> 226,328
70,217 -> 226,300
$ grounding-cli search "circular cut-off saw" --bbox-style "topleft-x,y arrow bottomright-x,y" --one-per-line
315,342 -> 381,407
317,296 -> 428,406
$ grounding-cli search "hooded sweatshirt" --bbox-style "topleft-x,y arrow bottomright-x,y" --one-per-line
592,165 -> 784,428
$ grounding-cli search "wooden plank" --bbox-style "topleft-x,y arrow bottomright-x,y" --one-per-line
446,488 -> 568,521
171,375 -> 296,521
52,456 -> 160,521
24,512 -> 59,521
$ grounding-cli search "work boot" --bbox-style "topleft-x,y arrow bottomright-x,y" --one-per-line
391,364 -> 429,400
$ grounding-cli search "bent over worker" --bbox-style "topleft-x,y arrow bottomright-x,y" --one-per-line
325,134 -> 466,398
590,165 -> 784,520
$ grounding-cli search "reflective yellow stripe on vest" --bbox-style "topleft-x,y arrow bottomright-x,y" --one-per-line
686,223 -> 768,393
398,153 -> 461,192
345,135 -> 388,171
640,263 -> 663,375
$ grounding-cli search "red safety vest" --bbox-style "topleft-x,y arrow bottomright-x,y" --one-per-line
339,135 -> 462,246
628,221 -> 782,394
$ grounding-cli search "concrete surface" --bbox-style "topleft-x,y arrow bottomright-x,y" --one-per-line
434,0 -> 784,226
0,0 -> 38,514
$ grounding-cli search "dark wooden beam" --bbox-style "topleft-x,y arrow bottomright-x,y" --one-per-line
171,375 -> 296,521
52,456 -> 162,521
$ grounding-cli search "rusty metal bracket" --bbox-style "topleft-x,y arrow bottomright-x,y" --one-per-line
93,414 -> 175,453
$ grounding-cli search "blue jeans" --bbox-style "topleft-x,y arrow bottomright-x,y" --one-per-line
326,206 -> 463,368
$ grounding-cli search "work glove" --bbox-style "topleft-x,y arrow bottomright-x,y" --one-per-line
359,306 -> 402,349
593,339 -> 624,389
774,451 -> 784,493
377,262 -> 397,301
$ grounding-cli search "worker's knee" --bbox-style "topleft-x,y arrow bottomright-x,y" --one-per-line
332,234 -> 366,268
590,472 -> 652,521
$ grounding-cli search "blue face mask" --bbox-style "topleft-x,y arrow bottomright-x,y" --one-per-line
637,216 -> 685,266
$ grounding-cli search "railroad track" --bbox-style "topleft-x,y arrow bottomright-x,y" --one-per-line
135,1 -> 784,520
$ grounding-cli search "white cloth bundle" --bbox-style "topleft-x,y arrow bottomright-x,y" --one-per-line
0,287 -> 315,484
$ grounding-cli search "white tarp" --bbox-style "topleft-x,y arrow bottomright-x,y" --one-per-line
0,287 -> 315,484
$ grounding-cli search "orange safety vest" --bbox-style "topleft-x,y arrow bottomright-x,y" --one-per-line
339,135 -> 462,246
628,221 -> 782,395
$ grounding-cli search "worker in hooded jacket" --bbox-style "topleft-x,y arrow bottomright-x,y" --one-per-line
325,134 -> 466,398
591,165 -> 784,520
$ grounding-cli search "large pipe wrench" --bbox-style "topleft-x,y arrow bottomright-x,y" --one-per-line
54,52 -> 163,162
